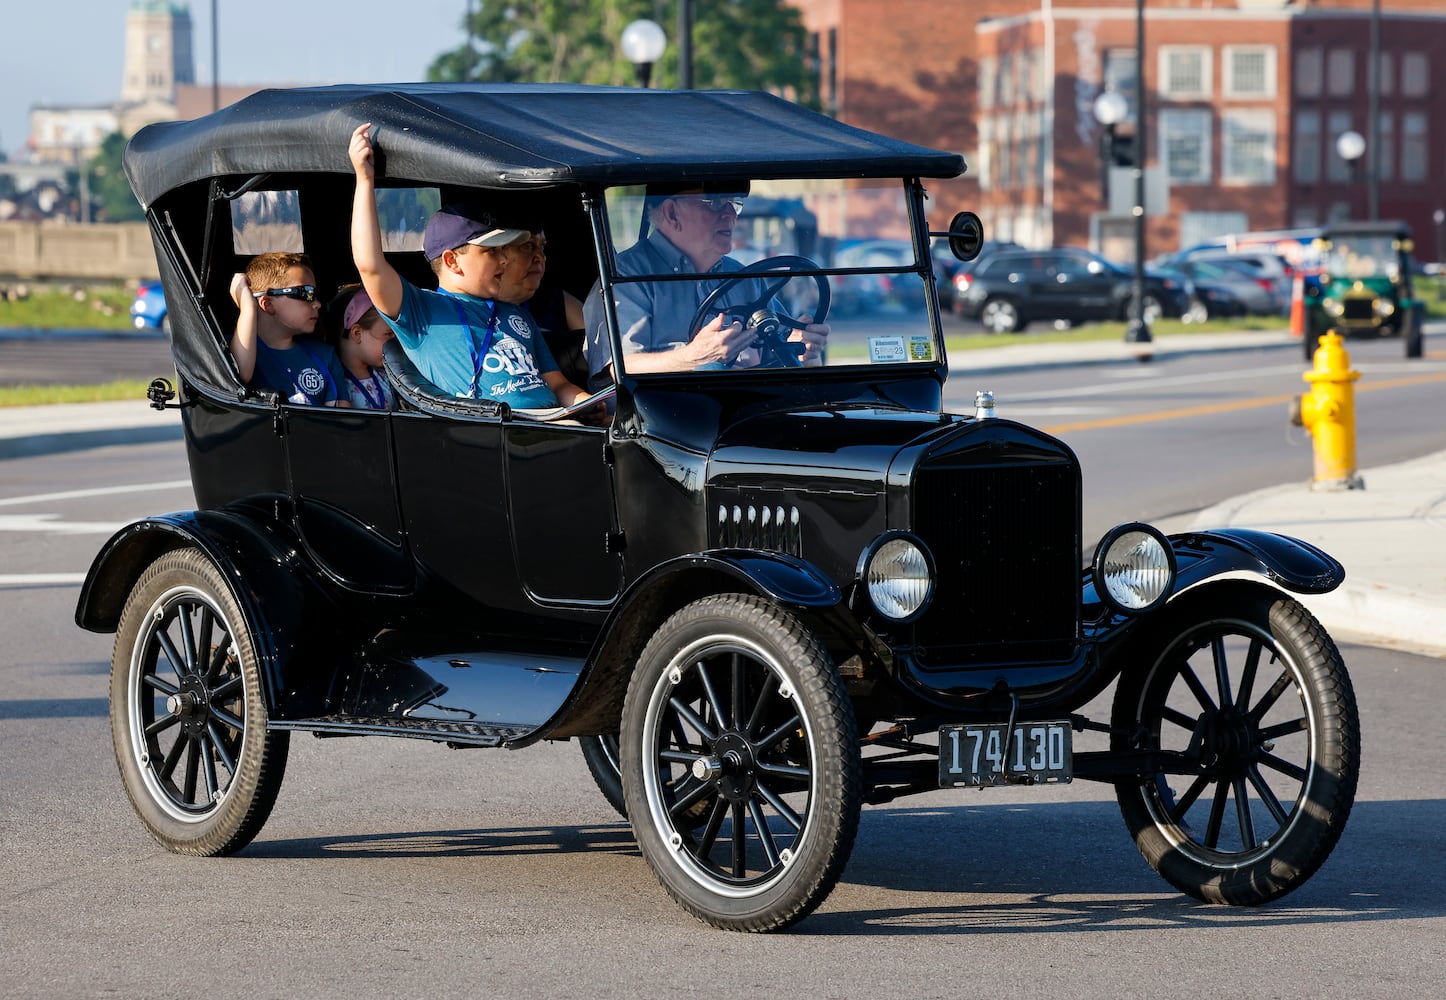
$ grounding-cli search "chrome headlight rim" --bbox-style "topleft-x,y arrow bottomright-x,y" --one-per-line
1092,522 -> 1176,616
857,531 -> 935,624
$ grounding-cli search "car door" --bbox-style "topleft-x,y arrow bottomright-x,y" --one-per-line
1042,251 -> 1114,322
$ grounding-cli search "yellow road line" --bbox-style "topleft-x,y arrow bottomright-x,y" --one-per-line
1042,370 -> 1446,435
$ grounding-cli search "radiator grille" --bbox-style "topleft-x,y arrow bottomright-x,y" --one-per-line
912,463 -> 1078,662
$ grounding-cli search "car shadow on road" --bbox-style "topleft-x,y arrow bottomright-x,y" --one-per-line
241,797 -> 1441,935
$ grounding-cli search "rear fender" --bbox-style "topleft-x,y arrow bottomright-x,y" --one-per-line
75,511 -> 337,717
523,550 -> 848,744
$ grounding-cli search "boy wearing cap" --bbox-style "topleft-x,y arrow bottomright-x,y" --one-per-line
347,122 -> 592,410
228,251 -> 348,406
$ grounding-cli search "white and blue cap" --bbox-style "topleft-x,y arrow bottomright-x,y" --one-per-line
423,203 -> 531,261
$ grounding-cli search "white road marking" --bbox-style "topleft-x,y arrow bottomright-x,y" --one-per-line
0,514 -> 128,535
0,480 -> 191,508
0,573 -> 86,585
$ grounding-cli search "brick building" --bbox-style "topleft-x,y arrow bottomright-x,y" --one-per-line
791,0 -> 1446,258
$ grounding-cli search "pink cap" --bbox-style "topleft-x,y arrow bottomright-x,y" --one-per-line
343,288 -> 376,331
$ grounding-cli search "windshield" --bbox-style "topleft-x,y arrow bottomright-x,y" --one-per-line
1321,234 -> 1402,280
595,179 -> 939,376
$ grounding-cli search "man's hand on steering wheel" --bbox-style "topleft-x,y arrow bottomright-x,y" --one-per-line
790,313 -> 829,367
686,312 -> 756,367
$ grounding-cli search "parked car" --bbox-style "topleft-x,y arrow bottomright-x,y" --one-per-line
944,238 -> 1021,316
955,247 -> 1193,333
1166,248 -> 1293,309
1303,219 -> 1424,359
1156,257 -> 1282,316
1153,265 -> 1245,322
80,83 -> 1360,933
130,281 -> 168,332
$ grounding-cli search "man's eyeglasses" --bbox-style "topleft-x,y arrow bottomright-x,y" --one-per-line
687,196 -> 746,215
256,285 -> 318,303
502,239 -> 547,259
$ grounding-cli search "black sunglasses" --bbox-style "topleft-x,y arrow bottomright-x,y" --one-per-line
256,285 -> 318,303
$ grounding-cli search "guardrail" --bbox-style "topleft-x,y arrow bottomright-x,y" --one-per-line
0,221 -> 159,283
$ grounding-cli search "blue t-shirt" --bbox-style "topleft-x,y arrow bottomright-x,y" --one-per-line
251,339 -> 346,405
383,282 -> 560,408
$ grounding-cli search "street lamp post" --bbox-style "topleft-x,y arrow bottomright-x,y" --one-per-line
678,0 -> 694,90
211,0 -> 219,112
1124,0 -> 1151,345
1336,129 -> 1366,219
621,19 -> 667,89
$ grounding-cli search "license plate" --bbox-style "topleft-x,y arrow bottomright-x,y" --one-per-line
938,721 -> 1073,787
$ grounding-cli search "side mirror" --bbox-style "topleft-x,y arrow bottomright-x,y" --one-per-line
946,211 -> 985,262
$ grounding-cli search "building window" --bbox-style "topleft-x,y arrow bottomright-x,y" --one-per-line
1224,46 -> 1276,99
1326,111 -> 1354,182
999,52 -> 1015,106
1161,109 -> 1211,184
1221,109 -> 1275,184
1293,110 -> 1321,184
1160,46 -> 1211,100
1295,47 -> 1323,98
1402,53 -> 1428,98
980,55 -> 997,110
1104,48 -> 1140,123
1378,114 -> 1394,182
1327,50 -> 1355,98
1402,112 -> 1428,182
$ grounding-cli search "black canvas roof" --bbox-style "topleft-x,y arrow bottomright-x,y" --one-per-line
124,83 -> 965,208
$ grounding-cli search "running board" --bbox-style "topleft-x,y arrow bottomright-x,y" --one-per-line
271,715 -> 535,747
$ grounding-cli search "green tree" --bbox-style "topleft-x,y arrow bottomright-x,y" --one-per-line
428,0 -> 818,107
88,132 -> 145,223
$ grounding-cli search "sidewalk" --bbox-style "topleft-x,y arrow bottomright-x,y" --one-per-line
2,326 -> 1442,657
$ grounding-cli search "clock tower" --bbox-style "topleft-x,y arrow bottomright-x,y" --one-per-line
121,1 -> 196,107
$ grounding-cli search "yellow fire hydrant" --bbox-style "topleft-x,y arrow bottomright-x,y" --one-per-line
1289,331 -> 1364,490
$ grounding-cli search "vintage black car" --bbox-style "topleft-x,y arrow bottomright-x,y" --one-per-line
78,84 -> 1359,932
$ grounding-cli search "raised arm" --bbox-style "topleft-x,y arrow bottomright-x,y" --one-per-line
227,272 -> 259,382
348,123 -> 404,319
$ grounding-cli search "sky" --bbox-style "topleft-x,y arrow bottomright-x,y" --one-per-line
2,0 -> 467,160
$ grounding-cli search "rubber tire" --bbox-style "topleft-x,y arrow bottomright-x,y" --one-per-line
1110,583 -> 1359,906
1141,293 -> 1164,326
110,548 -> 289,856
980,297 -> 1023,334
1404,307 -> 1424,359
620,594 -> 860,932
579,733 -> 627,819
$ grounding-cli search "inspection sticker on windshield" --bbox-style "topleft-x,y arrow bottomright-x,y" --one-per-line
869,335 -> 934,364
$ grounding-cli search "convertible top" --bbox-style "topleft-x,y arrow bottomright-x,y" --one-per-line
124,83 -> 965,208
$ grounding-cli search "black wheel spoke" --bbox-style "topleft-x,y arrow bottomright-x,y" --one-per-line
669,774 -> 715,819
1162,706 -> 1198,733
158,733 -> 187,781
731,653 -> 745,730
757,760 -> 810,782
694,660 -> 727,731
744,673 -> 777,738
1246,764 -> 1291,825
206,721 -> 237,777
1232,777 -> 1258,849
749,798 -> 781,868
1204,781 -> 1230,848
142,673 -> 179,697
210,704 -> 244,733
182,739 -> 200,803
206,632 -> 233,683
659,748 -> 698,765
754,778 -> 803,832
697,798 -> 728,858
1257,751 -> 1308,782
194,607 -> 216,681
1180,658 -> 1218,714
1249,669 -> 1294,722
668,695 -> 717,744
144,712 -> 181,737
200,734 -> 221,803
211,674 -> 243,702
755,713 -> 803,753
730,800 -> 747,878
178,603 -> 199,675
1211,636 -> 1235,708
1238,637 -> 1263,709
1169,775 -> 1211,824
155,628 -> 187,681
1258,717 -> 1308,742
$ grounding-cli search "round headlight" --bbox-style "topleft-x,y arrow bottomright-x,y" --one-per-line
864,535 -> 933,621
1094,523 -> 1175,614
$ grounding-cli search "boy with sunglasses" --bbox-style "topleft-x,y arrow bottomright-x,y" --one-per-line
228,251 -> 348,405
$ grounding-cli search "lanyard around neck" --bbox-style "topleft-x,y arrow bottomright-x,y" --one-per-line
445,294 -> 500,398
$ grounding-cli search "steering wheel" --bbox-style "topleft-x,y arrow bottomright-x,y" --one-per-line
686,255 -> 831,369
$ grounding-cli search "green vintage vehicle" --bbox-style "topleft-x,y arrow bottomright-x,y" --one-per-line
1303,219 -> 1423,359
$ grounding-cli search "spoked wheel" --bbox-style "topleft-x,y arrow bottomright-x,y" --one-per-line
110,548 -> 289,856
621,595 -> 860,932
1110,583 -> 1359,905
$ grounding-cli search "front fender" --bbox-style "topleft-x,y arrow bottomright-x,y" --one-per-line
75,510 -> 340,718
1084,527 -> 1344,621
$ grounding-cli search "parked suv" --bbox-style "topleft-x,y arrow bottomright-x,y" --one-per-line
955,247 -> 1193,333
